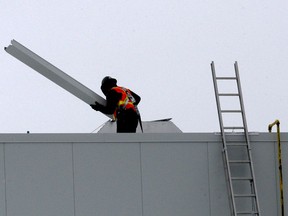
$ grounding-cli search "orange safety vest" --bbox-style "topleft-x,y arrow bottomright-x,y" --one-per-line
112,86 -> 137,120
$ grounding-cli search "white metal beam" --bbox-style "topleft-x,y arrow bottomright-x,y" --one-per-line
5,39 -> 112,119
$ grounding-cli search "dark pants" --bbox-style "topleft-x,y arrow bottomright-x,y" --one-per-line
116,109 -> 139,133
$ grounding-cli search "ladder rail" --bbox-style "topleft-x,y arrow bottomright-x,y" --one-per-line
234,62 -> 261,214
211,61 -> 226,143
211,61 -> 237,215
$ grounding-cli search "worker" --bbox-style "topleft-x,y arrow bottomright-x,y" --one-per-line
90,76 -> 142,133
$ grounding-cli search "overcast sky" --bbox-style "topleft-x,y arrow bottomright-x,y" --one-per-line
1,0 -> 288,133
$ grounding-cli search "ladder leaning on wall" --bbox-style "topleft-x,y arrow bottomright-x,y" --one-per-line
211,61 -> 261,216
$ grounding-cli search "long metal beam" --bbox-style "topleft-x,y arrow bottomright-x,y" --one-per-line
5,39 -> 112,119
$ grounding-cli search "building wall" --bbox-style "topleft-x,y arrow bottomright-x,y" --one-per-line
0,133 -> 286,216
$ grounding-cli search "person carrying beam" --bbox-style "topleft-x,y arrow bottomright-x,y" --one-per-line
90,76 -> 142,133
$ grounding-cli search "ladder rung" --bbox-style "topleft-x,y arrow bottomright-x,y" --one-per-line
226,143 -> 247,146
229,160 -> 250,163
221,110 -> 242,113
237,211 -> 259,215
219,93 -> 239,96
234,194 -> 256,197
224,127 -> 244,130
232,177 -> 253,181
216,77 -> 237,80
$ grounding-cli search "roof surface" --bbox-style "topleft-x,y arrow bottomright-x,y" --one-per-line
97,118 -> 182,133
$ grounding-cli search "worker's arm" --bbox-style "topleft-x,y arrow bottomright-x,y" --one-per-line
91,90 -> 120,114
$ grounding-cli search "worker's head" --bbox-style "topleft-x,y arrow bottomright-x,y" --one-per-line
101,76 -> 117,96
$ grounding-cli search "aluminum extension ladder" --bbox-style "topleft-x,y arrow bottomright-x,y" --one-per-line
211,61 -> 261,216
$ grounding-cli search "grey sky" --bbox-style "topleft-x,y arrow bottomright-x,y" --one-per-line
1,0 -> 288,133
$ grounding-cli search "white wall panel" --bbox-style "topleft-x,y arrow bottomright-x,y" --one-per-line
73,142 -> 142,216
0,144 -> 6,216
141,142 -> 210,216
252,140 -> 279,216
282,139 -> 288,215
207,142 -> 230,216
5,143 -> 74,216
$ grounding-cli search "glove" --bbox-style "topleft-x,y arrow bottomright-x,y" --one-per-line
90,102 -> 101,111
